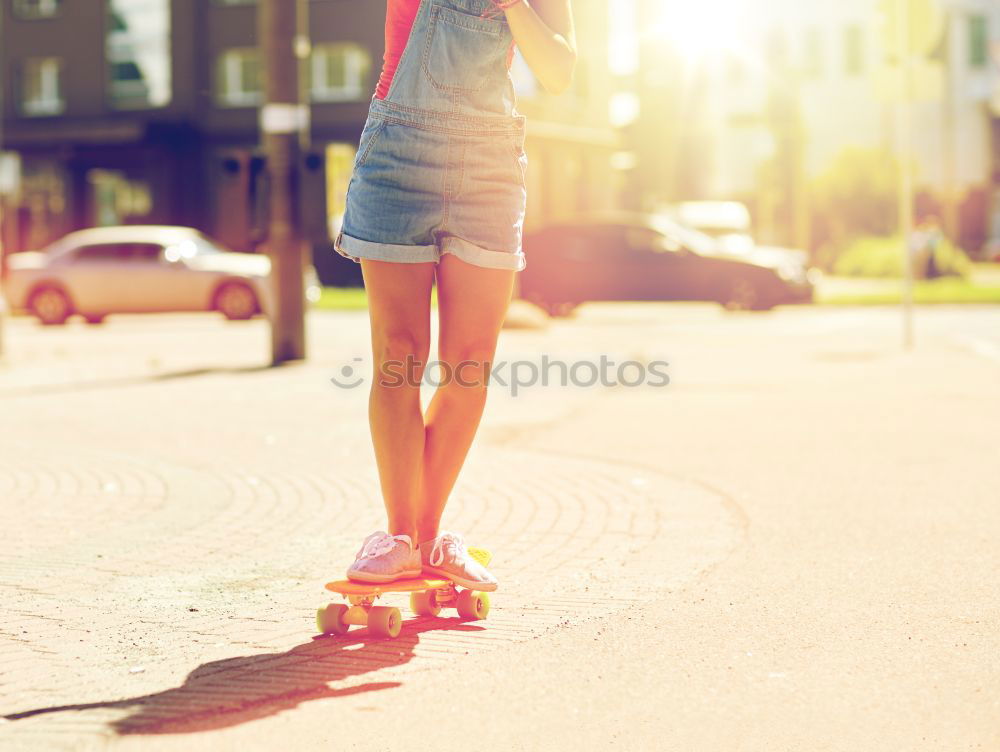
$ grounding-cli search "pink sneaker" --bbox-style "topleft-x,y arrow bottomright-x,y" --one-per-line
418,531 -> 498,591
346,531 -> 421,583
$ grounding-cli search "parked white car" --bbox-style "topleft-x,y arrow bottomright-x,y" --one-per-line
3,225 -> 321,325
666,201 -> 812,279
670,201 -> 757,256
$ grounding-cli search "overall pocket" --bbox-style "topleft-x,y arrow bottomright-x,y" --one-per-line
508,129 -> 527,187
355,118 -> 387,168
422,4 -> 507,93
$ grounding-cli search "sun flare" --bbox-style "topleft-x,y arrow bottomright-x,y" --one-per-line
647,0 -> 748,62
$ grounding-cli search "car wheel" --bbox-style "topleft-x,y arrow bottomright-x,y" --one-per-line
214,282 -> 259,321
548,301 -> 578,317
29,286 -> 72,326
526,295 -> 577,318
84,315 -> 106,325
723,279 -> 761,312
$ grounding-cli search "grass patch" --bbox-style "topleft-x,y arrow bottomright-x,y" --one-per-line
316,281 -> 1000,311
313,286 -> 439,311
314,287 -> 369,311
820,278 -> 1000,305
833,233 -> 971,279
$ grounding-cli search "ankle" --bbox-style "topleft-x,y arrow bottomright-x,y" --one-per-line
416,525 -> 441,546
388,526 -> 417,548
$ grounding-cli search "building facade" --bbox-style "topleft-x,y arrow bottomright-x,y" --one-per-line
1,0 -> 383,282
624,0 -> 1000,254
711,0 -> 1000,253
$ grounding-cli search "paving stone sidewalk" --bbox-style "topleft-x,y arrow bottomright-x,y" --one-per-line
0,312 -> 736,749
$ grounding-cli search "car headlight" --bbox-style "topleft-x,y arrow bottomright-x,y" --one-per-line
304,267 -> 322,303
776,264 -> 804,282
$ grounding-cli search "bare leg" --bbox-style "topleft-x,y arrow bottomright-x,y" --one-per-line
417,253 -> 515,542
360,259 -> 436,542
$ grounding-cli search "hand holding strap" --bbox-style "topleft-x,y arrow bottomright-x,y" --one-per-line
480,0 -> 523,20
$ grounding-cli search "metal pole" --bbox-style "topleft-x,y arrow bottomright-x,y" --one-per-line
940,10 -> 958,241
895,0 -> 915,350
260,0 -> 307,364
0,0 -> 7,360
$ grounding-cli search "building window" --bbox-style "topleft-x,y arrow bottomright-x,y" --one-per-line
107,0 -> 172,109
803,27 -> 823,79
310,43 -> 372,102
844,24 -> 865,76
13,0 -> 61,19
969,15 -> 989,69
217,48 -> 262,107
87,170 -> 153,226
21,57 -> 64,116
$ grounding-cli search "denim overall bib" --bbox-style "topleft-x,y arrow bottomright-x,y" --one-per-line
335,0 -> 528,271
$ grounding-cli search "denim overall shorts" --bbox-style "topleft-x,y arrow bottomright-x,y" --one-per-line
334,0 -> 528,271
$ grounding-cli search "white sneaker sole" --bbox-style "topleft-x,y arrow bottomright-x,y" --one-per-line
346,567 -> 422,583
422,566 -> 498,592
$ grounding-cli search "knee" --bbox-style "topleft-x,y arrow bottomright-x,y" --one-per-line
374,329 -> 430,364
372,330 -> 430,385
440,339 -> 499,388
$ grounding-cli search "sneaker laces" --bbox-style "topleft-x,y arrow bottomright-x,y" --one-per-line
429,531 -> 467,568
356,531 -> 402,560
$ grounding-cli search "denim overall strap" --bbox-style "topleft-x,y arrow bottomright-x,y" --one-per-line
371,0 -> 523,133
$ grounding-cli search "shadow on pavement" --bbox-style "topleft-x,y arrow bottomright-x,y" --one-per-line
0,361 -> 288,399
4,618 -> 484,734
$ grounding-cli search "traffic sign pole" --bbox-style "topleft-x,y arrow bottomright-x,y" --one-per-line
895,0 -> 916,350
260,0 -> 308,365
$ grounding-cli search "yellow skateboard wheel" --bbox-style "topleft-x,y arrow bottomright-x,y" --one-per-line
456,590 -> 490,620
368,606 -> 402,638
410,590 -> 442,617
317,603 -> 350,635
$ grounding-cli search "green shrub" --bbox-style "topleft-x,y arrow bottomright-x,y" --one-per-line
811,148 -> 900,247
833,234 -> 971,278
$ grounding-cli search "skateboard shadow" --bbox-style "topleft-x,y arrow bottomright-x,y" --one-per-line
3,617 -> 484,735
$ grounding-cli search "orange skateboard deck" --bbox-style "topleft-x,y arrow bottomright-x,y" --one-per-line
316,547 -> 493,639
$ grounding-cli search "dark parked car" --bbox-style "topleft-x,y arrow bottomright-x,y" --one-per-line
520,214 -> 814,315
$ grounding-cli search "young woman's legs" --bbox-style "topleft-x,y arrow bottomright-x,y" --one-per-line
360,258 -> 436,543
417,253 -> 515,542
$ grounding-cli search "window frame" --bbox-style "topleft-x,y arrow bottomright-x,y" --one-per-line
216,47 -> 264,108
844,23 -> 865,77
12,0 -> 61,21
309,42 -> 372,103
106,0 -> 173,110
803,26 -> 824,79
20,56 -> 65,117
969,14 -> 989,70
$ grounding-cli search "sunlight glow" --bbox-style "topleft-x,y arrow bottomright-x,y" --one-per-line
608,0 -> 639,75
648,0 -> 749,63
609,91 -> 640,127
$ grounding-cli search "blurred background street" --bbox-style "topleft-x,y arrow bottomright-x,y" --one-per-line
1,0 -> 999,749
